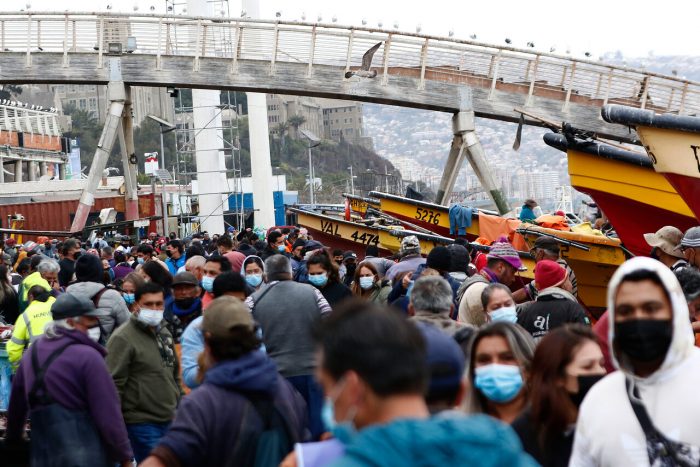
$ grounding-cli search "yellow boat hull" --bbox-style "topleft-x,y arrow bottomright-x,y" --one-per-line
519,226 -> 625,313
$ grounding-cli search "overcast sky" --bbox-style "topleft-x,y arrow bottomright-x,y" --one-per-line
20,0 -> 699,58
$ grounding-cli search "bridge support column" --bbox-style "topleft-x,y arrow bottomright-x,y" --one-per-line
118,86 -> 139,221
14,161 -> 22,183
58,163 -> 66,180
28,161 -> 37,181
39,162 -> 47,177
71,57 -> 125,233
0,159 -> 4,184
435,110 -> 510,215
243,0 -> 276,228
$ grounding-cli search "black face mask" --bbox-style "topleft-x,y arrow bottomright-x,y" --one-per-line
569,374 -> 605,408
73,251 -> 82,260
649,248 -> 660,261
174,297 -> 198,310
615,319 -> 673,363
165,250 -> 173,258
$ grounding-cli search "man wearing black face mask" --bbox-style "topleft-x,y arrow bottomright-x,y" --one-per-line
571,257 -> 700,466
58,238 -> 82,288
164,272 -> 203,343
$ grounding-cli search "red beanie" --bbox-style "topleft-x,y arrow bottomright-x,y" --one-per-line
534,259 -> 567,291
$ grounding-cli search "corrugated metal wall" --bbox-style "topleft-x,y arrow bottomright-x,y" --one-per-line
0,194 -> 159,239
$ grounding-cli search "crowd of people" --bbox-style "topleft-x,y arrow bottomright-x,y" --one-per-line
0,222 -> 699,466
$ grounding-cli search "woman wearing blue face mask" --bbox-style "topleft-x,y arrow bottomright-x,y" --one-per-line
242,255 -> 266,291
306,250 -> 352,309
466,322 -> 535,424
350,262 -> 391,305
482,283 -> 519,324
120,272 -> 145,313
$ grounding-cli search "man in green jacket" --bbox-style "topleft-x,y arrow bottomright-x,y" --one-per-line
106,281 -> 182,463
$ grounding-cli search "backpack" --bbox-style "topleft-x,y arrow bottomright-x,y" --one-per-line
248,396 -> 295,467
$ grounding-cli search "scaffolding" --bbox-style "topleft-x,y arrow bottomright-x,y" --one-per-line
173,87 -> 247,236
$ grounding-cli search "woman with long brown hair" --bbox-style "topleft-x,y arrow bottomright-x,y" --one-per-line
350,261 -> 392,305
511,324 -> 606,466
465,321 -> 535,424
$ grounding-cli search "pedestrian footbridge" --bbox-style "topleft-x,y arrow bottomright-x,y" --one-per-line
4,11 -> 700,216
1,11 -> 697,141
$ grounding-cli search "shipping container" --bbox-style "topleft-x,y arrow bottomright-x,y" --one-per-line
0,194 -> 160,240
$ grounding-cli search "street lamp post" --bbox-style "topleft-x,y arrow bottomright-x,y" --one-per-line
348,166 -> 355,195
300,129 -> 321,207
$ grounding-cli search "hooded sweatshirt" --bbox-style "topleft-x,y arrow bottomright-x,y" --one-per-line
66,281 -> 130,340
152,351 -> 308,467
330,414 -> 537,467
570,257 -> 700,467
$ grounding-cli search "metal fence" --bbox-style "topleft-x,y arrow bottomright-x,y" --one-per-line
1,11 -> 699,116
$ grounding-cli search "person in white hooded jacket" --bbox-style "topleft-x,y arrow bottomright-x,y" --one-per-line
570,256 -> 700,467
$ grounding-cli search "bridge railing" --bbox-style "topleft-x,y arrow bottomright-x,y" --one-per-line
1,11 -> 699,117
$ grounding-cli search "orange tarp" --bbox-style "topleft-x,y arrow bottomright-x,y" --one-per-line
477,212 -> 528,251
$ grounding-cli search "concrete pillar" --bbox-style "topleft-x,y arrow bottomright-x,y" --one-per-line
39,161 -> 47,177
0,159 -> 4,184
14,160 -> 22,183
243,0 -> 276,228
59,163 -> 66,180
187,0 -> 228,234
28,161 -> 37,181
435,111 -> 510,215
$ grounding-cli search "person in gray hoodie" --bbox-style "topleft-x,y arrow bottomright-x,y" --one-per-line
67,253 -> 130,344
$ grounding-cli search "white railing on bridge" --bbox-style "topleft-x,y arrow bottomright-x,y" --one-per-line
1,11 -> 699,116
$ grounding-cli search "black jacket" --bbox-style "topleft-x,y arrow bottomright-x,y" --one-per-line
516,287 -> 589,340
317,281 -> 352,309
512,408 -> 574,467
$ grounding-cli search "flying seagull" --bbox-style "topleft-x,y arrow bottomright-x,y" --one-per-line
345,42 -> 383,79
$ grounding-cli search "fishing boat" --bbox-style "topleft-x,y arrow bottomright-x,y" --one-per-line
601,104 -> 700,222
367,191 -> 483,239
289,207 -> 454,256
518,225 -> 627,316
343,193 -> 380,218
543,132 -> 696,256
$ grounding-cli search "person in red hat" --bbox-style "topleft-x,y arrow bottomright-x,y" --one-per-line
516,260 -> 589,341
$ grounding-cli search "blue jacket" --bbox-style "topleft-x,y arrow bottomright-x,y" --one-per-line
156,352 -> 309,467
330,415 -> 538,467
519,205 -> 536,222
448,204 -> 473,235
165,255 -> 186,275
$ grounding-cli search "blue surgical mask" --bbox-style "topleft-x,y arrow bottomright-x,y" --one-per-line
201,276 -> 215,293
123,293 -> 135,305
359,276 -> 375,290
277,244 -> 286,253
308,273 -> 328,288
245,274 -> 263,288
474,364 -> 523,403
321,378 -> 353,432
489,306 -> 518,323
137,257 -> 145,265
321,398 -> 337,431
